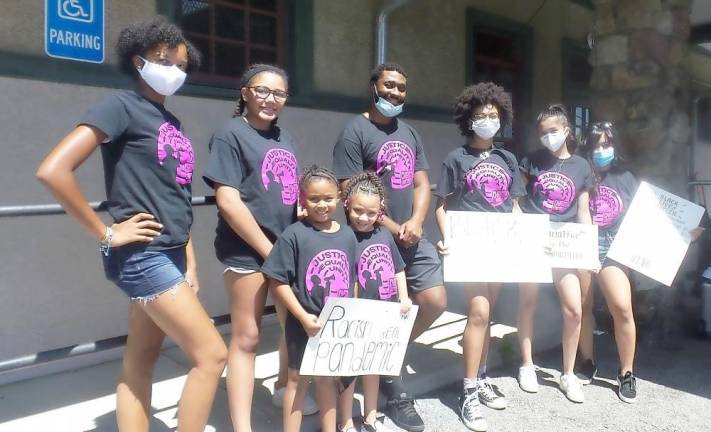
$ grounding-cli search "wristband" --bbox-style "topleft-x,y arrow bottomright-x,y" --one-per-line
99,226 -> 113,256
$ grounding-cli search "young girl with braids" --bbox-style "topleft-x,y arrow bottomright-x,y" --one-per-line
263,165 -> 358,432
517,104 -> 594,403
337,172 -> 412,432
202,64 -> 316,431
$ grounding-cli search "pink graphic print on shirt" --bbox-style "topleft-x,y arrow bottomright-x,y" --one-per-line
261,148 -> 298,205
305,249 -> 350,300
157,122 -> 194,185
376,141 -> 415,189
590,185 -> 623,228
357,243 -> 397,300
532,171 -> 576,214
465,162 -> 512,207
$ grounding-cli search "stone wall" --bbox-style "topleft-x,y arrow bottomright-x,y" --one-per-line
590,0 -> 692,192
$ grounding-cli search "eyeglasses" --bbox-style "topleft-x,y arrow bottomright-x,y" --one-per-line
250,86 -> 288,102
472,113 -> 500,121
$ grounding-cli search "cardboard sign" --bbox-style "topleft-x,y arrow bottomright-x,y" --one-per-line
608,181 -> 704,286
548,222 -> 599,270
443,211 -> 552,283
300,297 -> 418,376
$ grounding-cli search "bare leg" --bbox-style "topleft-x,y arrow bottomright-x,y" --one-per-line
578,270 -> 595,362
275,300 -> 289,390
224,271 -> 269,432
116,304 -> 166,432
141,283 -> 228,432
337,378 -> 357,430
598,265 -> 636,373
410,285 -> 447,341
517,283 -> 539,367
314,377 -> 338,432
479,283 -> 502,372
462,283 -> 491,379
554,270 -> 583,375
283,368 -> 309,432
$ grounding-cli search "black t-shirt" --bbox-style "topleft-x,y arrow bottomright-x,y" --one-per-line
79,90 -> 193,250
590,167 -> 638,234
332,115 -> 429,225
203,117 -> 299,256
434,145 -> 526,212
355,227 -> 406,302
262,221 -> 357,315
519,149 -> 594,222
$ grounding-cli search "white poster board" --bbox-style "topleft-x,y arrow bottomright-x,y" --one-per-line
607,181 -> 704,286
548,222 -> 600,270
443,211 -> 552,283
300,297 -> 418,377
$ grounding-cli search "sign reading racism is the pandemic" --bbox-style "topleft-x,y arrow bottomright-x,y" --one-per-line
443,211 -> 552,283
608,181 -> 704,286
300,298 -> 417,376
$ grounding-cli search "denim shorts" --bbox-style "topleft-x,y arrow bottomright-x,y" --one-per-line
598,231 -> 616,267
101,244 -> 187,302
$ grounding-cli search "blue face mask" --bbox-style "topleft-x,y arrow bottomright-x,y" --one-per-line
373,85 -> 403,117
593,146 -> 615,167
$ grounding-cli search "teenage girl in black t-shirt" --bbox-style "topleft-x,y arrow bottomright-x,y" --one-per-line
37,17 -> 227,431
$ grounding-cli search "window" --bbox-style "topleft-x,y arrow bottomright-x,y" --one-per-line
572,104 -> 591,139
562,40 -> 593,139
176,0 -> 287,86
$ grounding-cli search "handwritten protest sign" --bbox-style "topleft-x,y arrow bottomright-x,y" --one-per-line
548,222 -> 599,270
608,181 -> 704,286
443,211 -> 552,283
300,297 -> 418,376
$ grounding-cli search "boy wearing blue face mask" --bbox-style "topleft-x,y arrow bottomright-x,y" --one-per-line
332,63 -> 447,432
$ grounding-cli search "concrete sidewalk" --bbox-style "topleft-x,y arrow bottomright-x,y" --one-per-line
1,285 -> 709,431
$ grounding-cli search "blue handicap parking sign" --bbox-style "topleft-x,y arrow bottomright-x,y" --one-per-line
45,0 -> 104,63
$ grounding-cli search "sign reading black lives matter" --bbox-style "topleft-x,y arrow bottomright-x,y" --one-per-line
608,181 -> 704,286
300,298 -> 418,376
443,211 -> 552,283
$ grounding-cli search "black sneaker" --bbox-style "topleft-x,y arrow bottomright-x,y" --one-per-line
385,393 -> 424,432
617,371 -> 638,403
574,358 -> 597,385
380,375 -> 407,400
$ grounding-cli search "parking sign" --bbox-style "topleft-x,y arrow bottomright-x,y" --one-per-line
45,0 -> 104,63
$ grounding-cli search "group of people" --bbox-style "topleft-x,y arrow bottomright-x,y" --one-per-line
37,17 -> 648,432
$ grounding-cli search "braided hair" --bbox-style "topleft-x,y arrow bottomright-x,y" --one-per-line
536,103 -> 578,153
233,63 -> 288,118
298,165 -> 339,194
342,171 -> 387,217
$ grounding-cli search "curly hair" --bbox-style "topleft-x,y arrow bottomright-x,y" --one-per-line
370,62 -> 408,83
233,63 -> 289,117
343,171 -> 387,215
298,165 -> 338,193
116,16 -> 201,79
536,103 -> 578,153
453,82 -> 513,137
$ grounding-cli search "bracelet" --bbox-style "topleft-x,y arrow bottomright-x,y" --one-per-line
99,226 -> 113,256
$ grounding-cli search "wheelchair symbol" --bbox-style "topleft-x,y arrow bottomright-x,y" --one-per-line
58,0 -> 94,23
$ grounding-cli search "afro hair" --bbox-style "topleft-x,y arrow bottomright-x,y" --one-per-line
453,82 -> 513,137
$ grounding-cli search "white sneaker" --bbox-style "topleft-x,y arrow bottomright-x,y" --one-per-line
459,387 -> 488,431
477,378 -> 508,410
360,418 -> 395,432
518,366 -> 539,393
272,386 -> 320,415
559,373 -> 585,403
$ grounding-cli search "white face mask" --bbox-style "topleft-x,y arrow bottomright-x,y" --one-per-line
470,118 -> 500,139
137,57 -> 187,96
540,130 -> 568,152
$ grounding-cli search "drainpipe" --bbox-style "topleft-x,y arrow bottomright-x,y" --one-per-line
375,0 -> 410,66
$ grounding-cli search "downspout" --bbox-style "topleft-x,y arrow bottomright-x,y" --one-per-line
375,0 -> 410,66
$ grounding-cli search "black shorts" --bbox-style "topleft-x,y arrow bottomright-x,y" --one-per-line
286,312 -> 309,370
398,238 -> 444,293
215,228 -> 277,271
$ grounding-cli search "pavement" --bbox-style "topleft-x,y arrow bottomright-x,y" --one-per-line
0,307 -> 710,431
